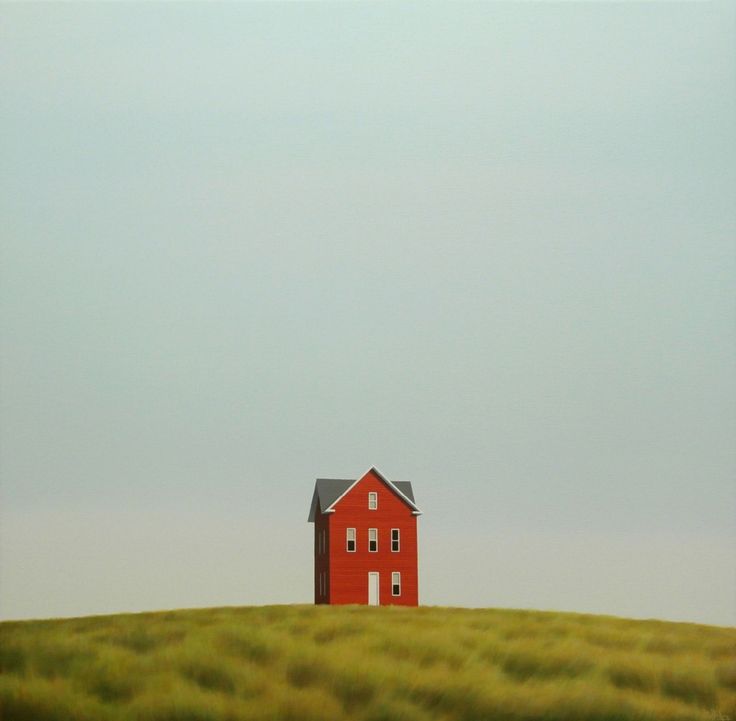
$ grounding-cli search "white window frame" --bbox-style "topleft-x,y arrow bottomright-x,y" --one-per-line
392,572 -> 401,596
391,528 -> 400,552
346,527 -> 356,552
368,528 -> 378,552
368,492 -> 378,510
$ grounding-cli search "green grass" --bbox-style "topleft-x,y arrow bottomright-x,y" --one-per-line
1,605 -> 734,721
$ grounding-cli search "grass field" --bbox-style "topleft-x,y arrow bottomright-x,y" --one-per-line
1,605 -> 734,721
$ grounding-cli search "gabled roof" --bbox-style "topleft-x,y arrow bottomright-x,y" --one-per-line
308,478 -> 353,522
307,466 -> 421,521
393,481 -> 415,504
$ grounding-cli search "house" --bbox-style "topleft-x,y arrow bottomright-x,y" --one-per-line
308,466 -> 422,606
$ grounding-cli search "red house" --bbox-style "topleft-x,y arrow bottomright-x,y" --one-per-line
308,466 -> 422,606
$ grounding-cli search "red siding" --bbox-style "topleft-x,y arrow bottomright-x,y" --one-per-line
317,469 -> 418,606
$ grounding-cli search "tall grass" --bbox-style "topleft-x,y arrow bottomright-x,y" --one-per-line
1,605 -> 734,721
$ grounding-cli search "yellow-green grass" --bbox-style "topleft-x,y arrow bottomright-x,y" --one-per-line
1,605 -> 734,721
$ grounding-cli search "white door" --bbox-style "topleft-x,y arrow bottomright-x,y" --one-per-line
368,572 -> 380,606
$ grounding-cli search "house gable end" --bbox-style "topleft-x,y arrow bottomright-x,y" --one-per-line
325,467 -> 421,515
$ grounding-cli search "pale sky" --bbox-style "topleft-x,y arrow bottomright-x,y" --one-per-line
1,3 -> 734,626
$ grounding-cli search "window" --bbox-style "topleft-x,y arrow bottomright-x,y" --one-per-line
391,528 -> 400,552
368,492 -> 378,510
368,528 -> 378,552
392,572 -> 401,596
346,527 -> 356,552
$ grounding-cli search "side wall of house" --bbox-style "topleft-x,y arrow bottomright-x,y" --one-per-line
328,470 -> 418,606
314,511 -> 330,604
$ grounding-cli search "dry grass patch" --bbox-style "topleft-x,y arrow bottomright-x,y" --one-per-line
606,654 -> 660,692
660,665 -> 718,708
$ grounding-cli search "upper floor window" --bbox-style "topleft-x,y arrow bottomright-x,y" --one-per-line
346,527 -> 356,552
368,492 -> 378,510
391,528 -> 400,552
392,572 -> 401,596
368,528 -> 378,552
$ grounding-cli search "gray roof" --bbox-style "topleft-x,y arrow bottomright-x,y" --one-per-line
393,481 -> 415,503
308,476 -> 418,522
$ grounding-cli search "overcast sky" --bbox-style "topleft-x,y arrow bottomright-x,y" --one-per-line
1,3 -> 734,626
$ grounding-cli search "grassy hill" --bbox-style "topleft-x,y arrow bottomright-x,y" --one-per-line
1,605 -> 734,721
